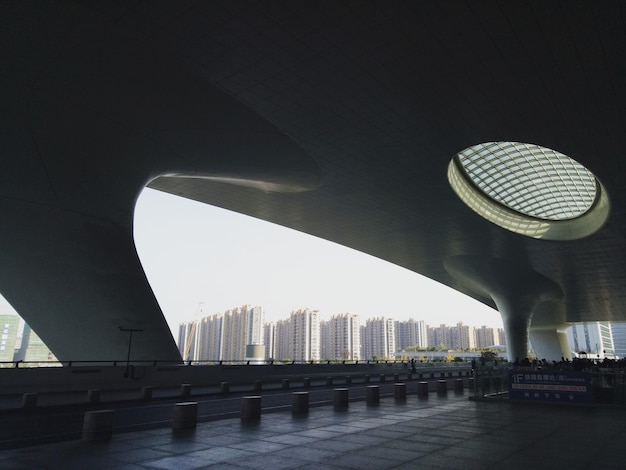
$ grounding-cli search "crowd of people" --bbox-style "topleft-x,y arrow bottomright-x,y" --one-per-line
510,356 -> 626,371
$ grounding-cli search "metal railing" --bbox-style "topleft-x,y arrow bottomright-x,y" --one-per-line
0,358 -> 474,369
472,365 -> 509,397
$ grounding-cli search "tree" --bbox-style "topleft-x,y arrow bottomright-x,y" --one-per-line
480,349 -> 497,363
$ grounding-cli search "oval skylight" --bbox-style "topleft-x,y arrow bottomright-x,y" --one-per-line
448,142 -> 610,240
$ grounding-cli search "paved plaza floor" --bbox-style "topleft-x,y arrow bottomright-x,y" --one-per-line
2,393 -> 625,469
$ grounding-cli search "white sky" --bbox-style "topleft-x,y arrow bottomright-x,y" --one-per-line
133,188 -> 503,336
0,188 -> 503,336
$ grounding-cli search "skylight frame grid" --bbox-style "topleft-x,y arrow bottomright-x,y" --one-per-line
457,141 -> 597,221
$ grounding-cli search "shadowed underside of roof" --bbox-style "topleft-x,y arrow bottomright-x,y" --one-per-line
1,1 -> 626,360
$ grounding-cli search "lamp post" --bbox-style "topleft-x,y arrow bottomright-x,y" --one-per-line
119,326 -> 143,378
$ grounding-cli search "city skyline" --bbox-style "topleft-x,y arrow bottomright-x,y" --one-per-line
178,306 -> 506,363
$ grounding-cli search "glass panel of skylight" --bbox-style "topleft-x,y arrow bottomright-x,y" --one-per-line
456,142 -> 597,221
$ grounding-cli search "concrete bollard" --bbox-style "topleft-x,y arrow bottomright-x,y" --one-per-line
468,377 -> 475,391
282,379 -> 290,390
180,383 -> 191,398
379,374 -> 386,383
220,382 -> 230,394
334,388 -> 349,409
345,376 -> 352,385
141,386 -> 153,401
292,392 -> 309,415
417,381 -> 429,398
394,383 -> 407,400
394,373 -> 400,382
88,389 -> 101,404
326,377 -> 333,387
172,402 -> 198,430
366,385 -> 380,406
365,374 -> 370,384
437,380 -> 448,396
241,396 -> 262,422
454,378 -> 464,393
82,410 -> 114,441
22,393 -> 38,408
253,380 -> 262,392
303,377 -> 311,388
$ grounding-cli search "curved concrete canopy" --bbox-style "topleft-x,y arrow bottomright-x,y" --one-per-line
2,1 -> 626,360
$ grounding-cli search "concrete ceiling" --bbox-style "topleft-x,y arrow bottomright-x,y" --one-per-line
1,1 -> 626,360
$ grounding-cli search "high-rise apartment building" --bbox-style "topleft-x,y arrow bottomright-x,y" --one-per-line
475,325 -> 502,349
567,321 -> 615,359
395,319 -> 427,350
320,313 -> 360,361
263,322 -> 276,360
362,317 -> 395,360
196,314 -> 223,361
178,321 -> 195,360
428,324 -> 452,349
498,328 -> 506,346
246,306 -> 264,346
17,324 -> 56,363
320,320 -> 331,360
270,309 -> 321,362
610,322 -> 626,359
290,309 -> 320,362
178,305 -> 264,362
274,318 -> 292,361
449,322 -> 476,350
0,314 -> 20,363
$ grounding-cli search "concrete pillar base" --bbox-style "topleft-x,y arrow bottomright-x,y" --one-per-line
394,383 -> 406,400
417,381 -> 429,398
172,402 -> 198,430
345,376 -> 352,385
180,384 -> 191,398
282,379 -> 290,390
366,385 -> 379,406
141,386 -> 153,401
83,410 -> 114,441
292,392 -> 309,415
241,396 -> 262,422
253,380 -> 262,392
437,380 -> 447,396
22,393 -> 37,408
303,377 -> 311,388
334,388 -> 349,409
88,389 -> 100,403
220,382 -> 230,394
454,379 -> 464,393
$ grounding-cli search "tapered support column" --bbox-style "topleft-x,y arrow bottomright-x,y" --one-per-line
492,295 -> 535,362
445,255 -> 563,363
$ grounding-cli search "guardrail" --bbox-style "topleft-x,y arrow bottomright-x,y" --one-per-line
0,358 -> 473,369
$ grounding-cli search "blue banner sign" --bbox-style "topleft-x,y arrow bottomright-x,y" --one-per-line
508,371 -> 592,403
